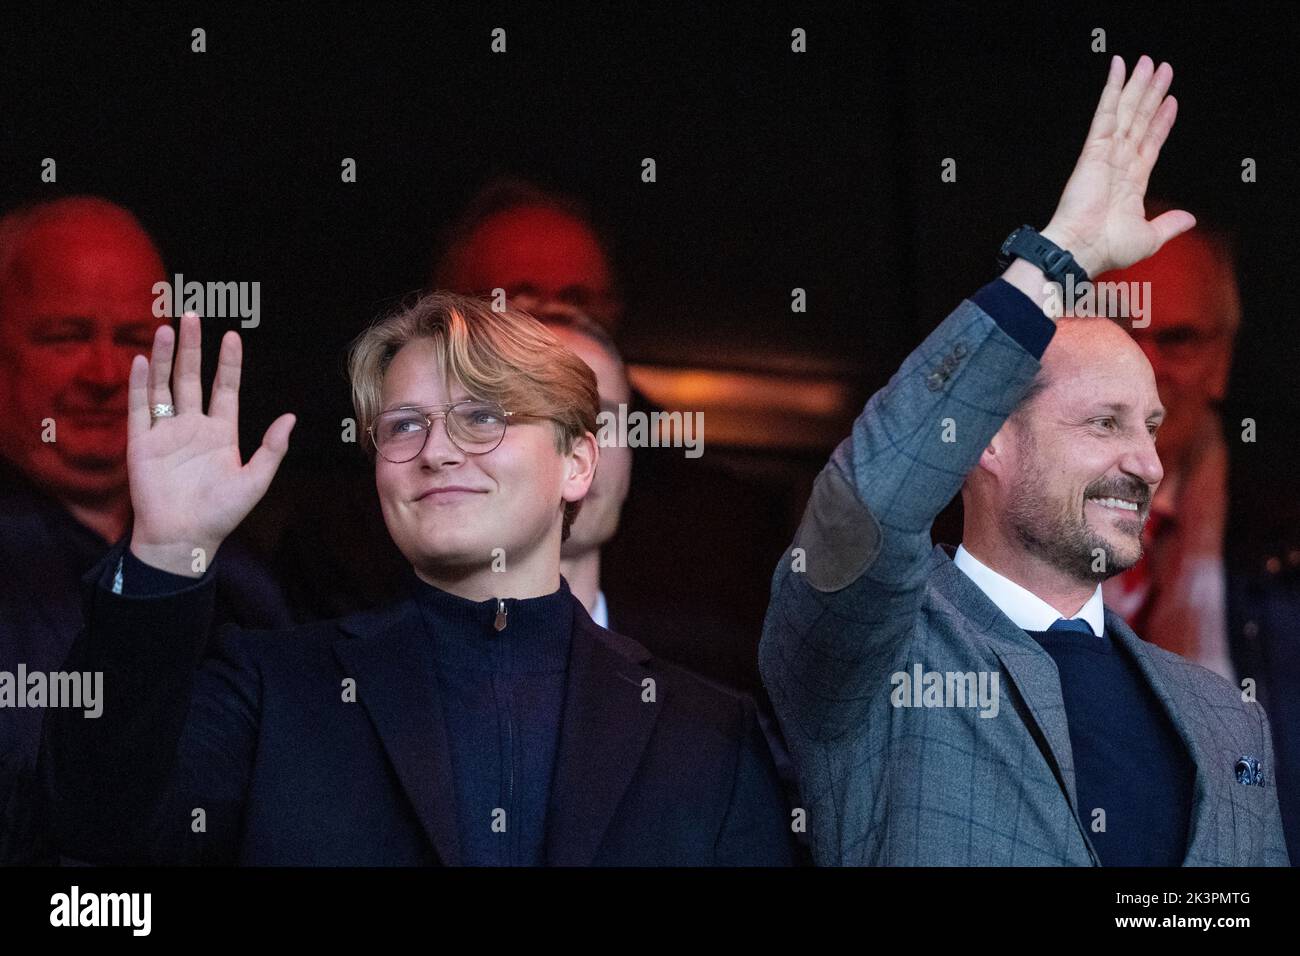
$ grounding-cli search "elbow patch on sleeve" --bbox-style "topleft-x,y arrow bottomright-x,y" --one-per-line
793,464 -> 883,593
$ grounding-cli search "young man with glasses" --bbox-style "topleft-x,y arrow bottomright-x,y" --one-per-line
41,293 -> 795,866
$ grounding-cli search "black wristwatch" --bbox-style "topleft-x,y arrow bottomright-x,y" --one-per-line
997,225 -> 1090,286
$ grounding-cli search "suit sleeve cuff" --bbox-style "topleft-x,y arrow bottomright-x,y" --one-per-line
971,277 -> 1055,361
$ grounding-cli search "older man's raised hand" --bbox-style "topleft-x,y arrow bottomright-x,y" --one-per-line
1040,54 -> 1196,278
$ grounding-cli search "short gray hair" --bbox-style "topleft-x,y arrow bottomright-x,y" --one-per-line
0,196 -> 156,306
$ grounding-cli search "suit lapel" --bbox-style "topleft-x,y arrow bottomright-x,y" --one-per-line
544,611 -> 659,866
334,600 -> 461,865
1104,610 -> 1226,866
932,547 -> 1232,865
930,549 -> 1099,861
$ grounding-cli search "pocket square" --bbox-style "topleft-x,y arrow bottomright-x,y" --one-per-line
1235,756 -> 1264,786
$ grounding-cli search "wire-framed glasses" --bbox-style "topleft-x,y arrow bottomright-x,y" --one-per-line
369,400 -> 519,463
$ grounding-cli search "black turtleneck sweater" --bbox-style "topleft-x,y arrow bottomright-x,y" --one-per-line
121,549 -> 575,867
411,577 -> 574,866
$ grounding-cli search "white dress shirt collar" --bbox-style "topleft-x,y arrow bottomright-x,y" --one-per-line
590,589 -> 609,630
953,544 -> 1105,637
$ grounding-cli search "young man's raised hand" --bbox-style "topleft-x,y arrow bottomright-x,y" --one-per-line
127,313 -> 295,577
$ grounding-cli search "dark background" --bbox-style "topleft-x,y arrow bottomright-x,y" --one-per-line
3,1 -> 1298,547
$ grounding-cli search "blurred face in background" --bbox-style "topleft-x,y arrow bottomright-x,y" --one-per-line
549,323 -> 632,560
0,206 -> 166,501
438,204 -> 622,332
1099,233 -> 1236,472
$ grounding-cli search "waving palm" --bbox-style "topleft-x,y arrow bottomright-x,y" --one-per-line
1047,54 -> 1196,276
127,313 -> 295,575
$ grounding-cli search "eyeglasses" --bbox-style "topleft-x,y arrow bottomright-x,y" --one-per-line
369,400 -> 522,463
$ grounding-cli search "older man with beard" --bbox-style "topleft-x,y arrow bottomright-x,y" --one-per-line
760,56 -> 1290,865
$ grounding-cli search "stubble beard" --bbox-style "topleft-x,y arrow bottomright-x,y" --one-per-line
1005,430 -> 1144,583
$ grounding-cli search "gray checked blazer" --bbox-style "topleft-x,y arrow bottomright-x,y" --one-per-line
759,290 -> 1291,866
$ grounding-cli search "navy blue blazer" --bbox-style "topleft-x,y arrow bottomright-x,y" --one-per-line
0,461 -> 292,864
41,541 -> 795,866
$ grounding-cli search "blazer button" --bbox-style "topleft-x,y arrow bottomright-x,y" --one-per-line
953,342 -> 968,358
927,371 -> 945,391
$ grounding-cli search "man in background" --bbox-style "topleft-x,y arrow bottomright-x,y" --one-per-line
1098,206 -> 1300,862
431,180 -> 624,334
0,196 -> 291,863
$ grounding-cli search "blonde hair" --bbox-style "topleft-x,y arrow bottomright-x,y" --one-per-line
348,291 -> 599,539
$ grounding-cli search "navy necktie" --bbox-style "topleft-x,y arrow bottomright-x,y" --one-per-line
1048,617 -> 1096,637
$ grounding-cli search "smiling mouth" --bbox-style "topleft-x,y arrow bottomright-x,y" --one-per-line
415,488 -> 486,502
1086,496 -> 1142,513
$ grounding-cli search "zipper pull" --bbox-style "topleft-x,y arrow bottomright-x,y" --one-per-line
493,597 -> 508,632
